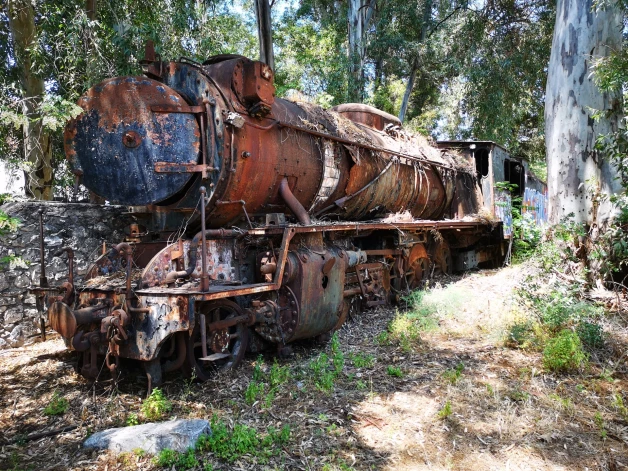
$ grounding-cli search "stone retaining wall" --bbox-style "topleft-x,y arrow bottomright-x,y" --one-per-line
0,200 -> 132,348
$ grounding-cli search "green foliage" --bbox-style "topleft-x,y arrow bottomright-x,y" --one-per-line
309,353 -> 336,393
594,411 -> 608,439
245,381 -> 265,406
577,321 -> 605,349
437,401 -> 452,420
0,210 -> 20,237
269,360 -> 291,389
613,393 -> 628,419
330,332 -> 344,374
511,275 -> 605,356
154,448 -> 198,470
196,416 -> 289,463
350,353 -> 375,369
542,330 -> 588,373
126,413 -> 139,426
307,333 -> 346,393
252,355 -> 264,382
506,321 -> 536,349
245,357 -> 290,408
442,362 -> 465,385
141,388 -> 172,421
43,391 -> 68,416
386,366 -> 403,377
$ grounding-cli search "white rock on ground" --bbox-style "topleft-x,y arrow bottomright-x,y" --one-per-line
83,419 -> 210,454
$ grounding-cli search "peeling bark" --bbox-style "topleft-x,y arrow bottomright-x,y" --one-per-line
347,0 -> 376,102
8,0 -> 53,201
544,0 -> 622,225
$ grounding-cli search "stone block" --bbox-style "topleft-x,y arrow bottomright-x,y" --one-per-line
83,419 -> 211,454
4,306 -> 23,324
14,273 -> 30,289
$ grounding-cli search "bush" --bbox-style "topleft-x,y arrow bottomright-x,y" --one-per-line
577,321 -> 604,349
543,329 -> 588,372
154,448 -> 198,470
141,388 -> 172,421
506,321 -> 534,348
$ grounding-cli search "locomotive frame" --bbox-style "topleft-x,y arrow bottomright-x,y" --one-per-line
36,42 -> 510,390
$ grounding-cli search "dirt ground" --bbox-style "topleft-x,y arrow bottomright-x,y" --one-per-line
2,263 -> 628,471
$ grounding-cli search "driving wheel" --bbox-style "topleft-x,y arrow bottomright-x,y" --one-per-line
187,299 -> 249,381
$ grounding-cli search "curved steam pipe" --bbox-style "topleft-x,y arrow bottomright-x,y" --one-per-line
279,177 -> 311,225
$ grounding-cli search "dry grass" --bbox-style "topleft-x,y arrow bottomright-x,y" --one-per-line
1,263 -> 628,470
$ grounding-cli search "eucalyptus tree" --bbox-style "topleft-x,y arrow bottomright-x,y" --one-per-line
545,0 -> 622,225
6,0 -> 53,199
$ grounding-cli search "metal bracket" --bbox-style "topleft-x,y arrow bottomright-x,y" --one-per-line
154,163 -> 218,173
151,104 -> 204,113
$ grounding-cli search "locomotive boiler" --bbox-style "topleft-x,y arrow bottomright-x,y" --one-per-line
43,43 -> 504,389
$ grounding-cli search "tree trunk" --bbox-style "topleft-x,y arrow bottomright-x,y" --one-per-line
254,0 -> 274,71
8,0 -> 53,200
544,0 -> 622,225
398,0 -> 431,123
347,0 -> 376,102
398,60 -> 418,123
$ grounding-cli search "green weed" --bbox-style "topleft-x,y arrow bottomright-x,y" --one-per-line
437,401 -> 452,419
599,368 -> 615,382
594,412 -> 607,439
245,381 -> 265,405
252,355 -> 264,381
309,352 -> 337,393
331,332 -> 345,374
196,416 -> 289,463
442,362 -> 465,384
43,391 -> 68,416
154,448 -> 198,470
548,393 -> 574,414
350,352 -> 375,368
505,321 -> 535,348
543,329 -> 588,373
507,388 -> 530,402
126,413 -> 139,426
141,388 -> 172,421
269,360 -> 291,389
612,393 -> 628,419
375,331 -> 390,345
387,366 -> 403,377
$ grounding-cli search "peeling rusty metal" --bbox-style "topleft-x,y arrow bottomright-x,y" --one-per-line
48,50 -> 510,388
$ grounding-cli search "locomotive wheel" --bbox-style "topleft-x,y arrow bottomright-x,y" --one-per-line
405,256 -> 430,289
392,245 -> 430,293
431,241 -> 452,275
187,300 -> 249,381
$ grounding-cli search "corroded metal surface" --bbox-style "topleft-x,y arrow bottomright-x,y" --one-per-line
67,54 -> 462,229
66,77 -> 200,205
44,48 -> 509,388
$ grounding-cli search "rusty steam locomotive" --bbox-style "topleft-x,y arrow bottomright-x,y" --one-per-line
42,43 -> 504,388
